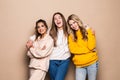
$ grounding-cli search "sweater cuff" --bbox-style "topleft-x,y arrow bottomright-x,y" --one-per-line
86,26 -> 90,30
30,47 -> 35,53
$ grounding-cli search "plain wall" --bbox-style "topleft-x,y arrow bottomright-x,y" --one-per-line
0,0 -> 120,80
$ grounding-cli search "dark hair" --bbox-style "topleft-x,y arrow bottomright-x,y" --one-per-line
35,19 -> 48,40
49,12 -> 68,46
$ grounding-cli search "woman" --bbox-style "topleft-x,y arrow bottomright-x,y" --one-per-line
26,19 -> 53,80
67,14 -> 98,80
49,12 -> 71,80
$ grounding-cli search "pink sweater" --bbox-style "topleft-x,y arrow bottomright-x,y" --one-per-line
27,34 -> 53,72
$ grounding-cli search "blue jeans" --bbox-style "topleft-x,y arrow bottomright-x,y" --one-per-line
76,62 -> 98,80
48,58 -> 70,80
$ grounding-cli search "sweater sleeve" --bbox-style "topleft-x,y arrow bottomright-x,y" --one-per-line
29,38 -> 53,58
68,34 -> 90,54
27,51 -> 34,58
87,28 -> 96,50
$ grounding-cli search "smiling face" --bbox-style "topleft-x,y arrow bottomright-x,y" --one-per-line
68,20 -> 79,30
37,22 -> 47,35
54,14 -> 63,29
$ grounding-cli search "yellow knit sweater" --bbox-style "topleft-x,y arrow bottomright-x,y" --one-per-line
68,28 -> 98,67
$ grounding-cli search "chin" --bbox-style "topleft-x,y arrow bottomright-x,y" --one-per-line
58,26 -> 62,28
74,29 -> 78,31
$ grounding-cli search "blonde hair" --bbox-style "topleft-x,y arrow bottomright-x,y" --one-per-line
67,14 -> 88,41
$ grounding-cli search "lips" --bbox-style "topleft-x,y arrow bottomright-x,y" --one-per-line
72,27 -> 77,30
38,29 -> 44,33
57,22 -> 61,25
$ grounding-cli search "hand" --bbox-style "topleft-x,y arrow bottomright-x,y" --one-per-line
41,45 -> 46,50
26,40 -> 33,49
85,24 -> 95,36
90,27 -> 95,36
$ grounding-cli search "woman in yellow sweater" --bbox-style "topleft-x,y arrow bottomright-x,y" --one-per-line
67,14 -> 98,80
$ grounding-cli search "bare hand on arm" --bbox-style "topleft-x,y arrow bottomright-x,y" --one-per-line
90,27 -> 95,36
26,40 -> 33,49
84,24 -> 95,36
41,45 -> 46,50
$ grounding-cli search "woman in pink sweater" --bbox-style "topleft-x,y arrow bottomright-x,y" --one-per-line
26,19 -> 53,80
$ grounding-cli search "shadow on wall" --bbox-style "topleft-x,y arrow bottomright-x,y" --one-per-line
23,48 -> 30,80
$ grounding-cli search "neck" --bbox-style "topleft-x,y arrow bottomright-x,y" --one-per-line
40,33 -> 47,39
58,26 -> 63,30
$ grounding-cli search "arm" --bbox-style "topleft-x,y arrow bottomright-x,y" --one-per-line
26,35 -> 36,49
27,51 -> 34,58
26,40 -> 33,49
87,28 -> 96,50
29,38 -> 53,58
68,34 -> 90,54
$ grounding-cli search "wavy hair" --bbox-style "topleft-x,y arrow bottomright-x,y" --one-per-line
35,19 -> 48,40
67,14 -> 88,41
49,12 -> 68,46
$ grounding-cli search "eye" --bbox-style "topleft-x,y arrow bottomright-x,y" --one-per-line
73,21 -> 76,24
69,24 -> 72,26
41,25 -> 45,27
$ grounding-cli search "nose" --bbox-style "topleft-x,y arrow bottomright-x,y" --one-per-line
56,19 -> 59,23
38,27 -> 42,31
71,24 -> 75,28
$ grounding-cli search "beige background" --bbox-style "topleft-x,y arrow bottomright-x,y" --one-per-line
0,0 -> 120,80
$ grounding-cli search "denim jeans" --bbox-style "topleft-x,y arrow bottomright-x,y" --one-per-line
76,62 -> 98,80
48,58 -> 70,80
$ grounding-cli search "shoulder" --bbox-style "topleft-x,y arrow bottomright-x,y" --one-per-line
68,33 -> 73,38
29,34 -> 36,41
46,34 -> 53,42
68,33 -> 74,40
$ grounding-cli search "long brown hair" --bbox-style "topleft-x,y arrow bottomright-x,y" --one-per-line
49,12 -> 68,46
35,19 -> 48,40
67,14 -> 88,41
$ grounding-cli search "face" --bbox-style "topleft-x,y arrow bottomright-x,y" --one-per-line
37,22 -> 47,35
54,14 -> 63,28
69,20 -> 79,30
